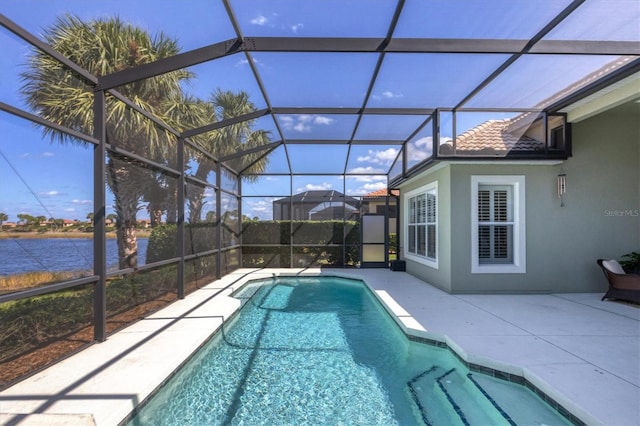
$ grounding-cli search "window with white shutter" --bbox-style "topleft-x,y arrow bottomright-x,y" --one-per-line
405,182 -> 437,268
472,176 -> 525,274
477,185 -> 513,264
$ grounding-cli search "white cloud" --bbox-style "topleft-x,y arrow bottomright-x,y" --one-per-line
348,166 -> 385,174
250,15 -> 268,25
64,208 -> 76,212
293,122 -> 311,133
356,148 -> 398,166
280,114 -> 333,133
39,190 -> 63,197
314,116 -> 334,125
252,206 -> 269,213
297,182 -> 332,192
42,152 -> 54,157
406,137 -> 434,162
71,199 -> 92,205
363,182 -> 387,191
245,199 -> 274,220
291,23 -> 304,33
372,90 -> 403,101
408,150 -> 429,162
346,173 -> 387,183
248,200 -> 270,212
236,56 -> 262,67
414,136 -> 432,148
382,90 -> 403,99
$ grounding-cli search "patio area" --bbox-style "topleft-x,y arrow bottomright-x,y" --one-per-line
1,268 -> 638,426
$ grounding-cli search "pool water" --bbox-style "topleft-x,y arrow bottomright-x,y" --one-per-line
128,276 -> 573,425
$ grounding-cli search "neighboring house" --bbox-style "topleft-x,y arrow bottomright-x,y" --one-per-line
272,190 -> 360,220
62,219 -> 76,228
395,74 -> 639,294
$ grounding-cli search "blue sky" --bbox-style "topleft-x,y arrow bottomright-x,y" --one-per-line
1,0 -> 637,221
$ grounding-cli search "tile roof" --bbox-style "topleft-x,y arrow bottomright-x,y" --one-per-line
536,56 -> 636,111
363,188 -> 399,198
440,119 -> 544,155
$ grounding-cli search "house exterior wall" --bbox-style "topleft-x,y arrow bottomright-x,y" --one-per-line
538,104 -> 639,292
398,164 -> 452,292
449,163 -> 560,293
548,104 -> 639,291
399,103 -> 639,294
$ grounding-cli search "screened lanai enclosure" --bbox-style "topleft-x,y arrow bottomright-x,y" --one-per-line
1,0 -> 639,388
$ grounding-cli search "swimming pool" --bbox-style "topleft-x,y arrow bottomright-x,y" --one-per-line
127,276 -> 573,425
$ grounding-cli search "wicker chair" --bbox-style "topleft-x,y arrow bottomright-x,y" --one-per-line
597,259 -> 640,304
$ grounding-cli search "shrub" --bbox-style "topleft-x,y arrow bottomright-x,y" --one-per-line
146,224 -> 178,263
620,252 -> 640,273
242,220 -> 360,267
389,233 -> 397,253
148,220 -> 362,268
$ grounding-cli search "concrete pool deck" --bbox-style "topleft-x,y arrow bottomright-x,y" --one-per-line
1,268 -> 638,426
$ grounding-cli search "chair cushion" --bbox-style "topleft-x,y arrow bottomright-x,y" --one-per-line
603,259 -> 626,275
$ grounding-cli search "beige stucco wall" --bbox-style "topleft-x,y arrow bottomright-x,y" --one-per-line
399,102 -> 639,293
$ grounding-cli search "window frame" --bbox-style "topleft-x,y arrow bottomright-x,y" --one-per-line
404,181 -> 438,269
471,175 -> 526,274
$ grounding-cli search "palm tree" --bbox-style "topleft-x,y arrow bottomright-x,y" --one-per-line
185,89 -> 271,223
141,90 -> 272,225
20,15 -> 191,269
0,212 -> 8,230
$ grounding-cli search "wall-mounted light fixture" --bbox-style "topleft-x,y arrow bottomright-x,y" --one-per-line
557,172 -> 567,207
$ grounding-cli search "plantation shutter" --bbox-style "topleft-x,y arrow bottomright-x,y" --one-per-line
478,185 -> 513,264
426,193 -> 436,258
407,190 -> 436,261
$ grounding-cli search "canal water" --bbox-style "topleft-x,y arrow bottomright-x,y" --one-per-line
0,237 -> 148,275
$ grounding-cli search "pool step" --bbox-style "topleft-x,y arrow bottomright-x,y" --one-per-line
436,369 -> 471,425
408,366 -> 463,426
408,367 -> 514,426
466,373 -> 517,425
465,373 -> 574,426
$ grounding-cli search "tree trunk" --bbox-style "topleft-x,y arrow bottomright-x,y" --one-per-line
107,158 -> 142,270
186,162 -> 212,223
116,216 -> 138,269
165,178 -> 178,224
148,204 -> 163,228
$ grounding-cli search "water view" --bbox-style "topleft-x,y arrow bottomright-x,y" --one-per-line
0,238 -> 148,275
